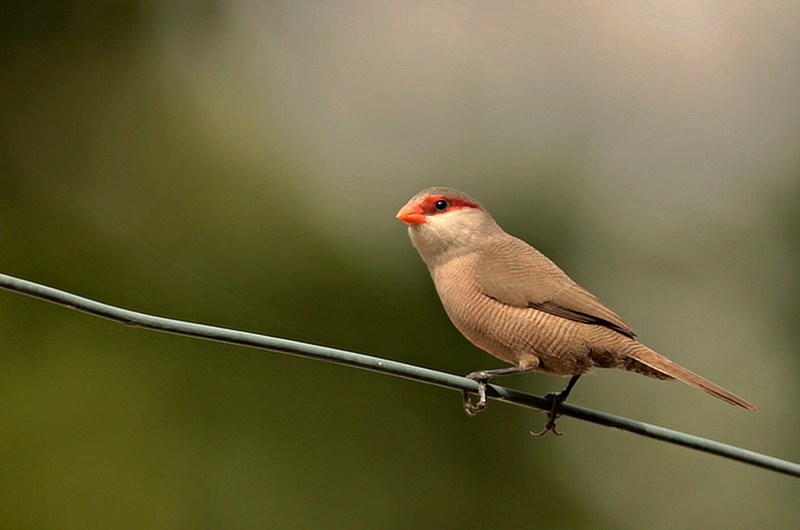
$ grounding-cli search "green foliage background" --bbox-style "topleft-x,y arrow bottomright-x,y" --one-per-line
1,2 -> 799,528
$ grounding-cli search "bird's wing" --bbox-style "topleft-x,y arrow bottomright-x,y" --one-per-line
475,237 -> 636,338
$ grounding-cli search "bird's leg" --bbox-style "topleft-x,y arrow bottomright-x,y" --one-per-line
462,364 -> 537,417
531,374 -> 582,437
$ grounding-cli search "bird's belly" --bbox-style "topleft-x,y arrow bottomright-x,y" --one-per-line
437,284 -> 594,376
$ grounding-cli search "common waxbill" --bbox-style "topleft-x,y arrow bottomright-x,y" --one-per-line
396,187 -> 757,435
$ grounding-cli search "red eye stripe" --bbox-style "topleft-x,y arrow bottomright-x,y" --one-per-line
419,195 -> 479,214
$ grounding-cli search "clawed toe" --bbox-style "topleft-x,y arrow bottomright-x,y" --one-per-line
460,372 -> 580,434
462,378 -> 488,416
462,391 -> 485,416
530,413 -> 564,437
530,388 -> 570,437
529,375 -> 581,438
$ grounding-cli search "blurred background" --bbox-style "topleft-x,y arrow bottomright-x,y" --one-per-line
1,1 -> 799,528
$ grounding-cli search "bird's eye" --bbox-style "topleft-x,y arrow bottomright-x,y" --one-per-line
434,199 -> 449,211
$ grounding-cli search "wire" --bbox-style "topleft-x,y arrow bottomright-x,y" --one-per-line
1,271 -> 798,478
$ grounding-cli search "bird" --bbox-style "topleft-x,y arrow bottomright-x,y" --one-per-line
396,187 -> 757,436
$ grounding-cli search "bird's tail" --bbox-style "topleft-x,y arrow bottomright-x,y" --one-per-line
623,342 -> 758,411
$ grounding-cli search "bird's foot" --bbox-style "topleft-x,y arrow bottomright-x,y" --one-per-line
530,390 -> 568,437
462,371 -> 491,417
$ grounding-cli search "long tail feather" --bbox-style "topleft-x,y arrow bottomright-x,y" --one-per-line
625,343 -> 758,411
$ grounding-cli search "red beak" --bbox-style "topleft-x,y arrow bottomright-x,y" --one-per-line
396,200 -> 426,225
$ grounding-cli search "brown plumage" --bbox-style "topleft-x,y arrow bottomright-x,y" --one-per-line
396,187 -> 756,433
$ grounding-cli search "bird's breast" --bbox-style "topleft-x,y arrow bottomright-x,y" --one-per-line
430,255 -> 597,375
431,256 -> 538,364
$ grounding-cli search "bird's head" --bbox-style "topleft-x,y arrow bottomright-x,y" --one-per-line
396,187 -> 500,268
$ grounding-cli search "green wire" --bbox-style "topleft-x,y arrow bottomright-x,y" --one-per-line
1,271 -> 798,479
